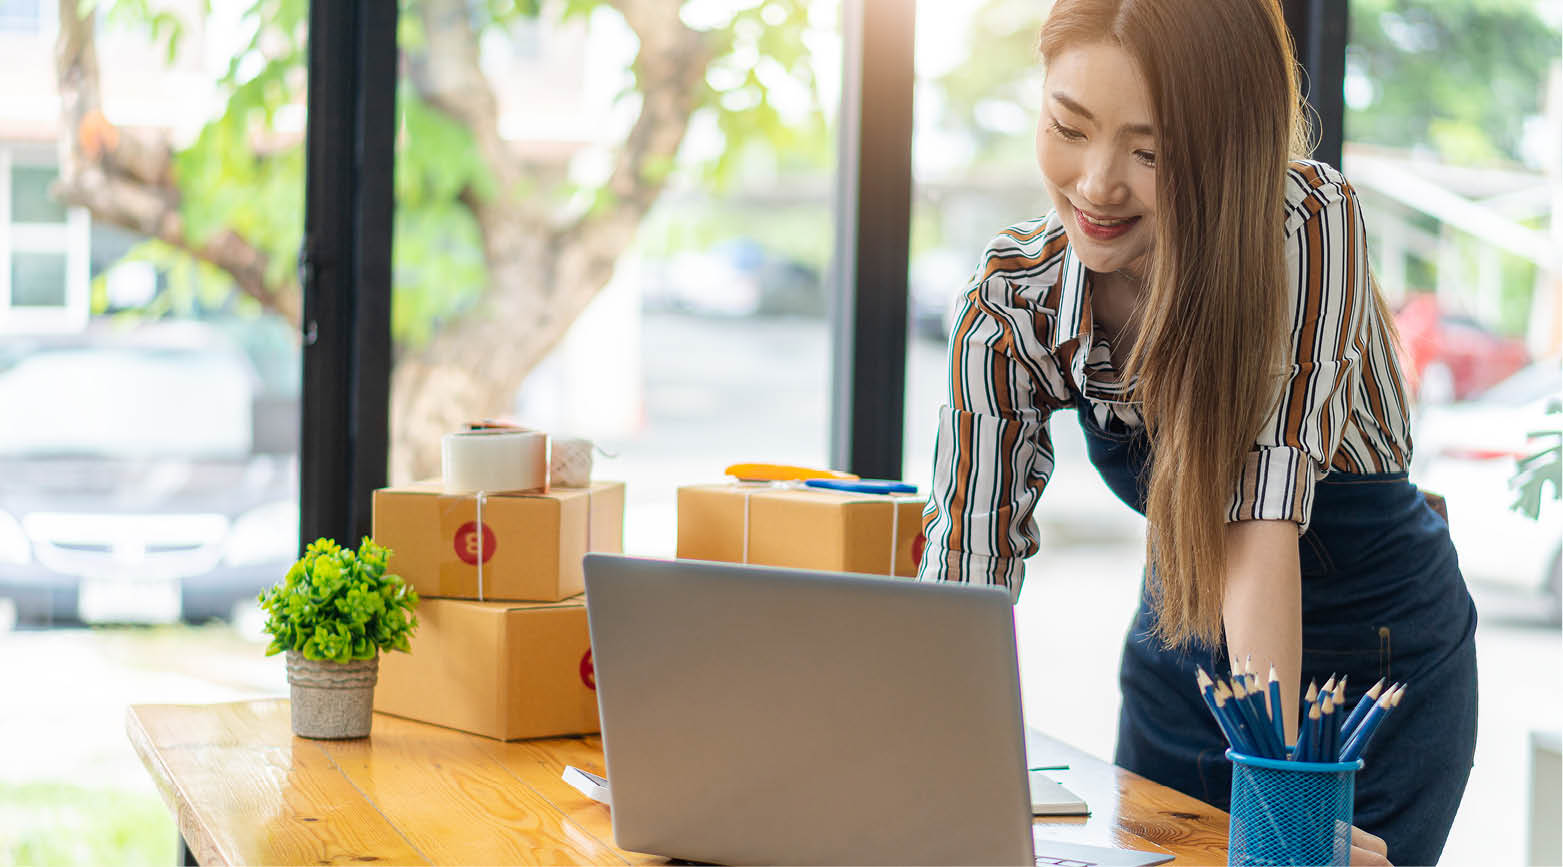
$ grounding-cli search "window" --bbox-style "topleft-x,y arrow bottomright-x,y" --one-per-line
0,153 -> 89,331
0,0 -> 40,34
392,1 -> 841,556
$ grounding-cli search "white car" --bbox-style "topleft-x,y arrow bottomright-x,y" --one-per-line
1412,360 -> 1562,622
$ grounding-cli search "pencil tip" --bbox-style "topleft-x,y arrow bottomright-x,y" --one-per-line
1268,664 -> 1279,679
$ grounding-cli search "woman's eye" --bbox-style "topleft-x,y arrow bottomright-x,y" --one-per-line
1049,120 -> 1085,141
1134,150 -> 1157,167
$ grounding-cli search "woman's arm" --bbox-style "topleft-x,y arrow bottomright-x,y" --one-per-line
1222,518 -> 1302,744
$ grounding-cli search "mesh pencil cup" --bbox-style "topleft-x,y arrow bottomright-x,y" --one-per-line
1226,748 -> 1363,867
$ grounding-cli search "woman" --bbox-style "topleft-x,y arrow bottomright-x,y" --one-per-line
915,1 -> 1478,864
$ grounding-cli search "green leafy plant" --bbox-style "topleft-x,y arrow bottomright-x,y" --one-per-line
1511,422 -> 1562,520
258,537 -> 419,663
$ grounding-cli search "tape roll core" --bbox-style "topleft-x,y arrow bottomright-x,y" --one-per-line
441,429 -> 548,494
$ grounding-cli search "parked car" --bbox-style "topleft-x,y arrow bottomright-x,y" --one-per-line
641,239 -> 824,318
1394,294 -> 1531,403
0,320 -> 299,627
1412,359 -> 1562,622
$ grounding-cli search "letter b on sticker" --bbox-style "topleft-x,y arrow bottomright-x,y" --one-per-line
454,521 -> 497,565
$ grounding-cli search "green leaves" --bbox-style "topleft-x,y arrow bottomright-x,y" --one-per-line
258,536 -> 421,664
1511,428 -> 1562,521
1346,0 -> 1558,167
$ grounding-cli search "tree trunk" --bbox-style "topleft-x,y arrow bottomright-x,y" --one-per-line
52,0 -> 298,325
55,0 -> 712,484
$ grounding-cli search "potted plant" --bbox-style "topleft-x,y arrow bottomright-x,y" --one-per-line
258,537 -> 420,739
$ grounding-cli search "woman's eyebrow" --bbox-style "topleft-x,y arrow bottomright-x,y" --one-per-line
1049,90 -> 1155,137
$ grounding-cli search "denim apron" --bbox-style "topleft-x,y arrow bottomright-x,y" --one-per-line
1073,402 -> 1479,866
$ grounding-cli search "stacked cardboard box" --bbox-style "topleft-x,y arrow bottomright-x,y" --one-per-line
676,483 -> 927,577
369,480 -> 624,740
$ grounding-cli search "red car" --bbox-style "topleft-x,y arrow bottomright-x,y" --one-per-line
1394,294 -> 1531,403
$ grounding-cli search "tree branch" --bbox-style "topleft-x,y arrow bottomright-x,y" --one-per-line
53,0 -> 298,324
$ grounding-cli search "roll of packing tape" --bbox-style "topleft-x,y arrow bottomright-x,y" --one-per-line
441,429 -> 548,494
551,437 -> 594,488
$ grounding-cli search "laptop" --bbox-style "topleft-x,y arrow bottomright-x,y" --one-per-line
581,554 -> 1173,867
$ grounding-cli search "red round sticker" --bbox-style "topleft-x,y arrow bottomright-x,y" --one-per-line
453,521 -> 497,565
580,649 -> 595,690
911,532 -> 926,568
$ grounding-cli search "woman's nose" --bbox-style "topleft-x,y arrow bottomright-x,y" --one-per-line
1076,148 -> 1128,208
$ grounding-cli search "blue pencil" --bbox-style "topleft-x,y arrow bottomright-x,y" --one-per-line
1340,678 -> 1386,738
1267,665 -> 1285,755
1320,692 -> 1339,761
1303,701 -> 1324,762
1243,665 -> 1272,751
1340,686 -> 1401,762
1291,680 -> 1318,759
1195,667 -> 1246,752
1231,676 -> 1278,758
1216,683 -> 1261,756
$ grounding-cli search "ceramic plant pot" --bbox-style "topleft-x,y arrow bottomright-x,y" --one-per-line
285,651 -> 379,739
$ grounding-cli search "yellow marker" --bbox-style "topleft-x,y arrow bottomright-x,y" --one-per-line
723,463 -> 860,482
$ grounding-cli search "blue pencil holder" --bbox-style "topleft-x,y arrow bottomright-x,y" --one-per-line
1226,749 -> 1363,866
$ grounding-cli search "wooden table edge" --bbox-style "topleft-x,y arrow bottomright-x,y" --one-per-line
127,701 -> 1229,866
126,704 -> 237,867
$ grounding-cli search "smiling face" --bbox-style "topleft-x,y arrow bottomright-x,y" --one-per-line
1035,40 -> 1159,277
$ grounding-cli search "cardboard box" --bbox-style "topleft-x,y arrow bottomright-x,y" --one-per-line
372,480 -> 624,602
676,484 -> 926,576
374,596 -> 599,740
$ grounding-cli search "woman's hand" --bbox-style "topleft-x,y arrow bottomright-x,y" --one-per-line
1350,826 -> 1390,865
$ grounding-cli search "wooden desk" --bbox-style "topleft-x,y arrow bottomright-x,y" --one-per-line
128,701 -> 1228,865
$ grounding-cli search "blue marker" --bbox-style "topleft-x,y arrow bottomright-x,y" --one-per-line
804,479 -> 918,495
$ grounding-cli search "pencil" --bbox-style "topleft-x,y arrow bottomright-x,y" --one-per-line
1320,692 -> 1338,762
1216,683 -> 1260,756
1296,701 -> 1322,762
1341,678 -> 1386,738
1237,669 -> 1274,755
1339,686 -> 1400,762
1231,676 -> 1278,758
1267,665 -> 1285,755
1195,668 -> 1245,752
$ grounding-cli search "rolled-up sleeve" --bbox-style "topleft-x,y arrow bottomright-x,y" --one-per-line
917,260 -> 1075,597
1230,177 -> 1371,533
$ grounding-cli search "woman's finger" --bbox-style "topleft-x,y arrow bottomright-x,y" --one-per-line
1350,825 -> 1389,857
1350,843 -> 1392,866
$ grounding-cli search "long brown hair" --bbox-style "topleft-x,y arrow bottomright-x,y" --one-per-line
1039,0 -> 1307,647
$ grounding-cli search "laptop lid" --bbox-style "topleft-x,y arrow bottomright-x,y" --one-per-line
583,554 -> 1035,866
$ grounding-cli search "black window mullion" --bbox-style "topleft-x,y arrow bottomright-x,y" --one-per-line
829,0 -> 916,480
1284,0 -> 1347,169
299,0 -> 397,553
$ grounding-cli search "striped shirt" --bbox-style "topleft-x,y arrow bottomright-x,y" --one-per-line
917,159 -> 1414,594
